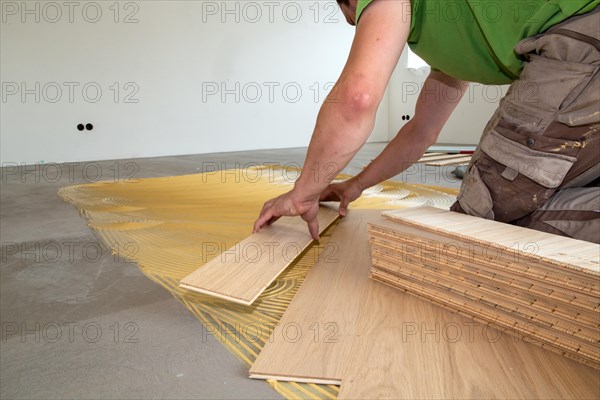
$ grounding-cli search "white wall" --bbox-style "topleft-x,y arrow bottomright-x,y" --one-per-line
1,0 -> 509,165
1,0 -> 390,165
388,48 -> 508,145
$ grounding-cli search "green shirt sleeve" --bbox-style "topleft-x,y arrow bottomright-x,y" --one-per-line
355,0 -> 600,84
355,0 -> 374,24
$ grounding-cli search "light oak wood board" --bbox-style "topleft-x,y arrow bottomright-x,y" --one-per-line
249,210 -> 382,384
179,205 -> 339,305
419,152 -> 445,158
338,279 -> 600,399
416,153 -> 472,163
370,240 -> 599,329
371,153 -> 445,163
425,156 -> 472,166
416,152 -> 446,161
382,207 -> 600,273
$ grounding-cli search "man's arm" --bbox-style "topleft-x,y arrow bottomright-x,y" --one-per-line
253,0 -> 411,238
320,71 -> 469,215
355,70 -> 469,189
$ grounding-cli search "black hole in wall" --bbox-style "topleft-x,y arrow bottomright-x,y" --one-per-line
77,124 -> 85,131
85,123 -> 93,131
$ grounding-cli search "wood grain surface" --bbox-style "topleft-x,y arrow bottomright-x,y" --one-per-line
179,205 -> 339,305
425,156 -> 472,166
338,279 -> 600,399
249,210 -> 382,384
417,153 -> 472,163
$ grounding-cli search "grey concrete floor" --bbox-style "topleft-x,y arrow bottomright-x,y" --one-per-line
0,144 -> 462,399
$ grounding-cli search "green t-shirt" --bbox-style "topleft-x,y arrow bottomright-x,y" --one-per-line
356,0 -> 599,84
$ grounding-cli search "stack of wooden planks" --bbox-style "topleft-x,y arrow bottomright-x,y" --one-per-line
368,207 -> 600,369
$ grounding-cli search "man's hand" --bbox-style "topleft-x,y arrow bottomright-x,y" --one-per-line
253,189 -> 321,240
319,178 -> 364,217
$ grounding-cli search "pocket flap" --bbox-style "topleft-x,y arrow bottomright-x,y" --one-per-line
457,167 -> 495,220
481,131 -> 576,188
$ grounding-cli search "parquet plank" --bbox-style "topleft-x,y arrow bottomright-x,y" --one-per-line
338,280 -> 600,399
179,206 -> 339,305
417,153 -> 471,162
249,210 -> 382,384
425,156 -> 472,166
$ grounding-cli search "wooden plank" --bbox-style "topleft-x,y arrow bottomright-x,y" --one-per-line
416,153 -> 471,163
382,207 -> 600,273
416,152 -> 445,160
372,153 -> 444,163
369,232 -> 600,324
249,210 -> 382,384
425,156 -> 472,166
338,280 -> 600,399
179,205 -> 339,305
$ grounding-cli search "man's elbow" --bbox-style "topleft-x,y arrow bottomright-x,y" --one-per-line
335,85 -> 379,121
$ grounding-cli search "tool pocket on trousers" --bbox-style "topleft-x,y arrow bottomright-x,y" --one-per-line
457,166 -> 495,220
481,131 -> 577,188
472,130 -> 577,222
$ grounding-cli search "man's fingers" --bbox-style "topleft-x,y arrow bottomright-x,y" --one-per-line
319,190 -> 339,202
339,197 -> 350,217
307,218 -> 320,241
267,215 -> 281,226
253,209 -> 274,233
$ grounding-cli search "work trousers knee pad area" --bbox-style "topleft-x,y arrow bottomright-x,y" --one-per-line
451,7 -> 600,243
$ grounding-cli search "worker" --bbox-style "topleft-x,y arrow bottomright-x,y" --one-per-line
254,0 -> 600,244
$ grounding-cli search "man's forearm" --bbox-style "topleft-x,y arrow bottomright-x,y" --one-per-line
294,92 -> 378,198
354,71 -> 469,190
353,120 -> 432,190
